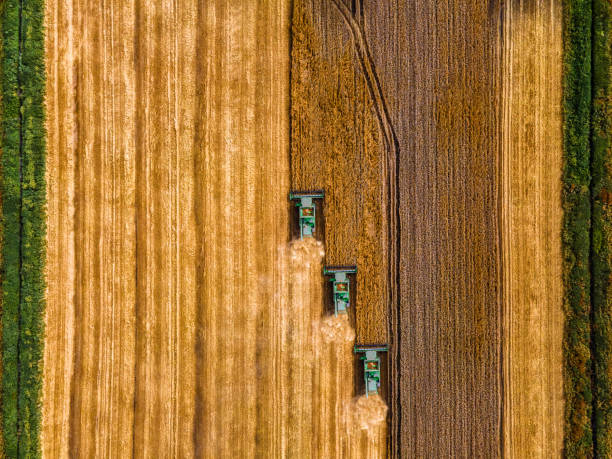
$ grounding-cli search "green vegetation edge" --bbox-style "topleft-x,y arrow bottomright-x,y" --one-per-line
0,0 -> 46,457
562,0 -> 594,457
591,0 -> 612,456
0,0 -> 22,456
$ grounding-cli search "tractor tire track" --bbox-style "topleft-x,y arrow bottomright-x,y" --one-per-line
327,0 -> 401,450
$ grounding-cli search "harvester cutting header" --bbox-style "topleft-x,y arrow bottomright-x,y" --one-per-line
289,190 -> 324,239
354,345 -> 388,397
324,265 -> 357,315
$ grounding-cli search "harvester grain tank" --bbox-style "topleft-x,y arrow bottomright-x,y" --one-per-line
289,190 -> 324,239
323,265 -> 357,315
354,344 -> 388,397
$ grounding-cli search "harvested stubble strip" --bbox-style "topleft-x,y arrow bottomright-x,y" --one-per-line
0,0 -> 46,456
562,0 -> 594,457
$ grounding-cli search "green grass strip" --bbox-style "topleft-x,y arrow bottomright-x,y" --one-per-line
18,0 -> 45,455
0,0 -> 46,456
591,0 -> 612,456
563,0 -> 594,457
0,0 -> 23,456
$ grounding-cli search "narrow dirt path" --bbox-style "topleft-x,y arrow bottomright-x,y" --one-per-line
501,1 -> 564,457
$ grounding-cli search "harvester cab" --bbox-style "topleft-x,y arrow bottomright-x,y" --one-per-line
323,265 -> 357,315
354,345 -> 388,397
289,190 -> 324,239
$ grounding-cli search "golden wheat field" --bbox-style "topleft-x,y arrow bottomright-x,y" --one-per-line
42,0 -> 564,457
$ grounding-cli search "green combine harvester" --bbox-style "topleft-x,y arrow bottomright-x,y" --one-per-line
289,190 -> 324,239
323,265 -> 357,315
354,344 -> 388,397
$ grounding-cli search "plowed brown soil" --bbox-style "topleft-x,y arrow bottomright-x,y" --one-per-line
501,1 -> 564,457
43,0 -> 385,457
